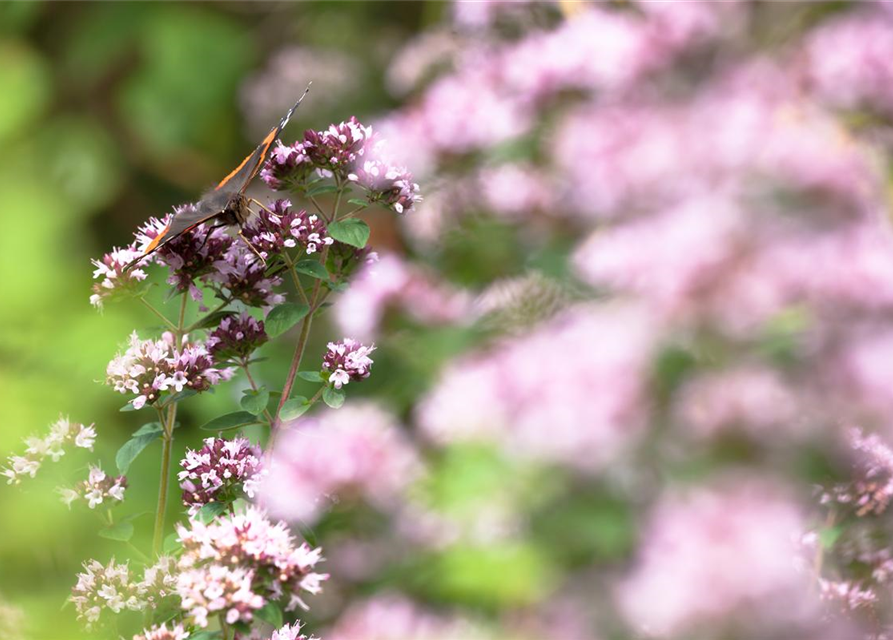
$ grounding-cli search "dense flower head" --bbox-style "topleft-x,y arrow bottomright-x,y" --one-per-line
241,199 -> 333,259
136,211 -> 235,302
70,559 -> 144,629
207,312 -> 269,363
267,622 -> 319,640
261,402 -> 422,524
821,427 -> 893,517
805,10 -> 893,117
322,338 -> 375,389
260,140 -> 313,190
178,436 -> 264,513
2,416 -> 95,485
106,331 -> 233,410
90,245 -> 149,309
176,507 -> 327,627
616,478 -> 810,638
347,155 -> 421,215
133,623 -> 188,640
140,556 -> 178,609
207,244 -> 285,309
59,464 -> 127,510
418,304 -> 656,471
260,117 -> 421,214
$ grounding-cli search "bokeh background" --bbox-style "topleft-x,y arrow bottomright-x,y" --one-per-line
5,1 -> 893,639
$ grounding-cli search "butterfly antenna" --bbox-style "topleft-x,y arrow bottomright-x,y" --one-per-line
278,83 -> 312,130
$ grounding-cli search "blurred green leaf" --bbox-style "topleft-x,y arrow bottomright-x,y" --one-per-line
240,388 -> 269,416
199,411 -> 261,432
323,386 -> 345,409
116,423 -> 163,474
328,219 -> 370,248
255,601 -> 283,628
293,259 -> 329,280
163,533 -> 182,555
280,396 -> 310,421
196,502 -> 228,524
98,521 -> 134,542
265,303 -> 310,338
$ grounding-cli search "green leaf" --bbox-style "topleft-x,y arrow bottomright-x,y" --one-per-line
293,259 -> 329,280
255,601 -> 283,628
240,388 -> 270,416
326,281 -> 349,293
280,396 -> 310,421
305,183 -> 339,198
297,371 -> 323,382
163,533 -> 182,555
323,386 -> 346,409
163,388 -> 199,406
347,198 -> 369,208
199,411 -> 261,432
120,402 -> 140,412
116,423 -> 163,474
265,302 -> 310,338
98,521 -> 134,542
193,310 -> 237,330
327,219 -> 370,248
196,501 -> 228,524
187,631 -> 222,640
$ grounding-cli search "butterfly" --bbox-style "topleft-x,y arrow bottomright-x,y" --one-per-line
124,84 -> 311,271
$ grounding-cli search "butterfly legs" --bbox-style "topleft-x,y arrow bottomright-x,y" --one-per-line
238,228 -> 267,266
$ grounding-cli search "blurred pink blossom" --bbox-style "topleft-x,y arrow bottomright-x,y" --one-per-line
327,594 -> 490,640
674,366 -> 803,440
417,304 -> 656,471
334,254 -> 473,341
805,10 -> 893,116
261,402 -> 423,524
616,478 -> 814,637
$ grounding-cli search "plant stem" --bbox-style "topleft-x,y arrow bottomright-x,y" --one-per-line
151,293 -> 187,556
219,614 -> 231,640
282,252 -> 310,306
272,246 -> 330,437
139,297 -> 177,331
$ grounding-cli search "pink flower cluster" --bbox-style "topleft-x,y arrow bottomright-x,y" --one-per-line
241,199 -> 333,259
418,304 -> 656,471
322,338 -> 375,389
2,416 -> 95,484
206,312 -> 268,364
822,427 -> 893,517
70,558 -> 173,629
91,204 -> 285,310
327,595 -> 488,640
261,117 -> 421,214
132,623 -> 188,640
262,402 -> 421,524
175,507 -> 327,627
90,245 -> 149,309
106,331 -> 233,410
616,479 -> 811,638
334,254 -> 472,341
59,464 -> 127,510
178,436 -> 264,513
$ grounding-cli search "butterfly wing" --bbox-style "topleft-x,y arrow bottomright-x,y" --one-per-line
123,197 -> 227,271
124,84 -> 311,271
215,85 -> 311,194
